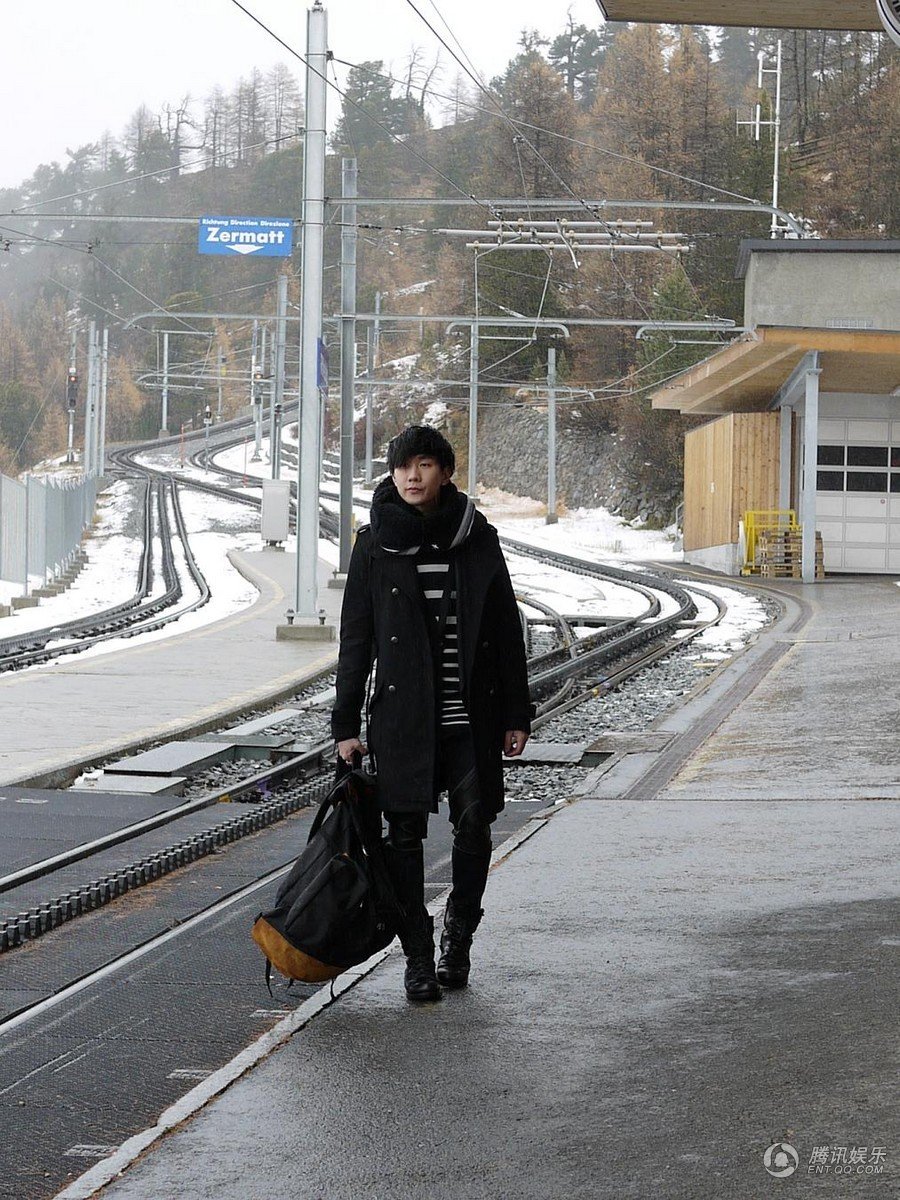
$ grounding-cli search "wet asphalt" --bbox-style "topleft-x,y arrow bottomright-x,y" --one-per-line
89,797 -> 897,1200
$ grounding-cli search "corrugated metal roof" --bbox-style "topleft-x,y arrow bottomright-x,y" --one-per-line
596,2 -> 880,32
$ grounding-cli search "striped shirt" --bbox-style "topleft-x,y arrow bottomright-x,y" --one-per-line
415,554 -> 469,728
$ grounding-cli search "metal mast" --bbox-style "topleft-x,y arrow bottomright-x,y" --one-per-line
294,0 -> 328,623
339,156 -> 358,576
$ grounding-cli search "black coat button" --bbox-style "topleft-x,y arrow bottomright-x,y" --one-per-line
391,587 -> 399,596
482,640 -> 489,649
390,636 -> 399,644
388,684 -> 396,693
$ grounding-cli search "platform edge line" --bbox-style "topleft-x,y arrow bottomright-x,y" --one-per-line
50,814 -> 552,1200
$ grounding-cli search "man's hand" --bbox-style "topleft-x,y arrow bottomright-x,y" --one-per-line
503,730 -> 529,758
337,737 -> 367,764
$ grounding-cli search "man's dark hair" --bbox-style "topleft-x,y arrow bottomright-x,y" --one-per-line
387,425 -> 455,474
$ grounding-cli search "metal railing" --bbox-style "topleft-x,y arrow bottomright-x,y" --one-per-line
0,473 -> 97,594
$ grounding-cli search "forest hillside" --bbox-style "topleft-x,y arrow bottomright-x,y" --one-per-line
1,21 -> 896,514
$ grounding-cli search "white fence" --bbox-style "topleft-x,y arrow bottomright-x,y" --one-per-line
0,473 -> 97,593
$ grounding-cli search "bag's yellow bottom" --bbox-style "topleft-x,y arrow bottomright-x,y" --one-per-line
251,917 -> 342,983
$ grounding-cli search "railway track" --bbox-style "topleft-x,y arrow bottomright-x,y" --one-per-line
184,427 -> 733,722
0,427 -> 769,1200
0,429 -> 731,963
0,476 -> 211,673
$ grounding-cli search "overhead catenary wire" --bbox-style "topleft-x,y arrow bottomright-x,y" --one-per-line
330,57 -> 764,207
227,0 -> 498,217
10,131 -> 307,215
0,225 -> 205,335
400,0 -> 631,235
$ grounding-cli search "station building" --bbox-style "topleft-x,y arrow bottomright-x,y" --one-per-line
652,241 -> 900,580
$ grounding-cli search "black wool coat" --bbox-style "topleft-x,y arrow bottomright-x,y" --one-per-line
330,514 -> 533,815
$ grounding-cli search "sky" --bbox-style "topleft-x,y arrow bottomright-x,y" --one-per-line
2,0 -> 602,191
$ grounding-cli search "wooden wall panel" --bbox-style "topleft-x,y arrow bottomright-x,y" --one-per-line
684,415 -> 733,551
684,412 -> 780,551
731,413 -> 781,536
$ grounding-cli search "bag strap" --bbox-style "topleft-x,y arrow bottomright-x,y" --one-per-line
363,646 -> 377,773
307,781 -> 342,841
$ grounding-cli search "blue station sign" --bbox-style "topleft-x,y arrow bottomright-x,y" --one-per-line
198,216 -> 293,258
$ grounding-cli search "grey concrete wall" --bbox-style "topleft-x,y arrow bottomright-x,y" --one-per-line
818,392 -> 900,420
475,407 -> 678,525
476,406 -> 614,512
685,541 -> 741,575
744,252 -> 900,331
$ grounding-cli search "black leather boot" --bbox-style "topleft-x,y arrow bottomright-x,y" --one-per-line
436,900 -> 483,989
383,841 -> 441,1003
402,913 -> 441,1003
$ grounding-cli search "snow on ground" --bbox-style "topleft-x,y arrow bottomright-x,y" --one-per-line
477,487 -> 769,659
29,454 -> 85,481
0,466 -> 268,667
423,401 -> 448,424
383,353 -> 419,377
507,552 -> 646,625
0,480 -> 144,628
478,486 -> 681,565
206,440 -> 270,482
54,488 -> 263,665
2,434 -> 767,672
676,579 -> 770,660
392,280 -> 435,297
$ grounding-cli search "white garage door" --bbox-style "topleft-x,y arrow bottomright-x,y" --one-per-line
815,417 -> 900,573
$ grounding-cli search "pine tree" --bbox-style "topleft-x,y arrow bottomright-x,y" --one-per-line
615,265 -> 708,509
547,16 -> 612,107
331,62 -> 407,154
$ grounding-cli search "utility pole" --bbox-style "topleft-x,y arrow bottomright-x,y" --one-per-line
84,321 -> 96,475
768,39 -> 784,238
364,325 -> 374,483
364,290 -> 381,482
273,403 -> 283,479
160,330 -> 170,437
98,327 -> 108,475
468,322 -> 479,499
66,327 -> 77,465
546,346 -> 558,524
291,0 -> 329,630
251,319 -> 262,461
736,39 -> 785,238
261,325 -> 270,462
338,155 -> 358,577
272,273 -> 288,480
216,345 -> 225,421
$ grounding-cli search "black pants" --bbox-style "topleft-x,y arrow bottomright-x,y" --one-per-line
384,727 -> 493,929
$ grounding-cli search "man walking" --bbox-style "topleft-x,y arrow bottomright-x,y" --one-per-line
332,425 -> 532,1002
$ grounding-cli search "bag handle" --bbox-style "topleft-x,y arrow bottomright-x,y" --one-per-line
307,757 -> 372,844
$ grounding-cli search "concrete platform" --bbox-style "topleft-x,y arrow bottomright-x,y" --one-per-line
0,549 -> 341,789
65,797 -> 897,1200
660,576 -> 900,801
55,574 -> 899,1200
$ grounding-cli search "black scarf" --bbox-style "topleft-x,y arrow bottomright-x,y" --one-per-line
370,477 -> 475,554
